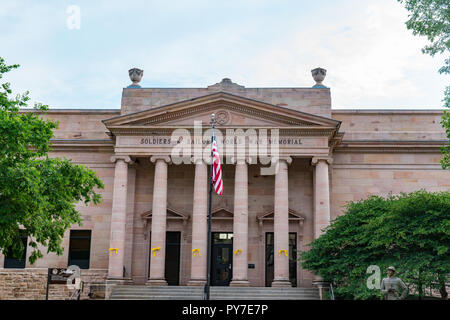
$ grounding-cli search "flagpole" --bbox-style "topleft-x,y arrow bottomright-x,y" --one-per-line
204,113 -> 215,301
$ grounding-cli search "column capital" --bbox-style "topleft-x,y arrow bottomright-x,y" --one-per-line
311,156 -> 333,166
110,155 -> 134,164
230,156 -> 252,165
150,155 -> 172,164
271,156 -> 293,165
191,157 -> 206,165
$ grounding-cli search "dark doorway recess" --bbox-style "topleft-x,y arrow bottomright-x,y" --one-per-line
265,232 -> 297,287
211,232 -> 233,286
165,231 -> 181,286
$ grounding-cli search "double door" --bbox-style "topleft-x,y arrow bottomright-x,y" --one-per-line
210,232 -> 233,286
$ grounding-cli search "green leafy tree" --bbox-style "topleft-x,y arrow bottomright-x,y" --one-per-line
0,57 -> 104,264
301,190 -> 450,300
398,0 -> 450,168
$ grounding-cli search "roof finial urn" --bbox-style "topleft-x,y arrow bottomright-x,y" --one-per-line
128,68 -> 143,88
311,67 -> 327,88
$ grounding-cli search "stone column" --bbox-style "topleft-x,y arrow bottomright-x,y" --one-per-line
124,164 -> 136,282
108,155 -> 134,281
230,158 -> 250,286
272,157 -> 292,287
187,159 -> 208,286
147,155 -> 171,286
312,157 -> 332,239
311,157 -> 332,287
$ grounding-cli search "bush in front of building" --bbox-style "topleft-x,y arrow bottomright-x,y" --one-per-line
301,190 -> 450,300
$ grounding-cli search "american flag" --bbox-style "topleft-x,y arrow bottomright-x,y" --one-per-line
211,136 -> 223,195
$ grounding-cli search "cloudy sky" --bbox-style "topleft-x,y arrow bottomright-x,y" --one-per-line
0,0 -> 448,109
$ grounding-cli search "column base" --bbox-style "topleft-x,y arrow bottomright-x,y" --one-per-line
271,279 -> 292,287
187,279 -> 206,286
230,280 -> 250,287
146,278 -> 168,286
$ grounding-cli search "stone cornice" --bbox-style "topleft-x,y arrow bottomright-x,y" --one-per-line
49,139 -> 114,152
106,126 -> 336,137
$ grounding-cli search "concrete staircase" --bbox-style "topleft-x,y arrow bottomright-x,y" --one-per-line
109,285 -> 320,300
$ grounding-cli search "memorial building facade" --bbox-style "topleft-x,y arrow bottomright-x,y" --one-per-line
0,69 -> 449,298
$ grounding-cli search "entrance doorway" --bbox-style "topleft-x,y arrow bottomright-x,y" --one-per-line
265,232 -> 297,287
210,232 -> 233,286
147,231 -> 181,285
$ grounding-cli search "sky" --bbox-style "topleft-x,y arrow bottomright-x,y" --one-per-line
0,0 -> 448,109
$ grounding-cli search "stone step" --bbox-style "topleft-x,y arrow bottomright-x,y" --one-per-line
110,285 -> 320,300
110,295 -> 319,301
113,286 -> 317,291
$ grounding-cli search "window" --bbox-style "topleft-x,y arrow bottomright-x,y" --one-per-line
4,234 -> 27,268
68,230 -> 91,269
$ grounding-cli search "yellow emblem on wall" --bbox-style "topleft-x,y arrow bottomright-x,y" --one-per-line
151,247 -> 161,257
109,248 -> 118,256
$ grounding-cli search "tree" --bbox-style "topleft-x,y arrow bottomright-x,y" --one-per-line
301,190 -> 450,299
398,0 -> 450,168
0,57 -> 104,264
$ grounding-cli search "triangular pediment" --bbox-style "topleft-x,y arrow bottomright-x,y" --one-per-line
211,207 -> 233,219
141,207 -> 189,221
103,91 -> 340,130
257,208 -> 306,222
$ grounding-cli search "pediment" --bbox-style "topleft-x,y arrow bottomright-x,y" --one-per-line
257,208 -> 306,222
211,207 -> 233,219
103,91 -> 340,130
141,207 -> 189,221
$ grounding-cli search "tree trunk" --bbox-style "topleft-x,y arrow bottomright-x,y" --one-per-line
438,274 -> 448,300
418,271 -> 423,300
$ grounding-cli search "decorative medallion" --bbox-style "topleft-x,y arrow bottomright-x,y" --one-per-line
215,110 -> 230,125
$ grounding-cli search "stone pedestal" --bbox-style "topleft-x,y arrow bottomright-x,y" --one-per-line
147,156 -> 171,286
230,160 -> 249,287
187,159 -> 208,286
271,158 -> 292,288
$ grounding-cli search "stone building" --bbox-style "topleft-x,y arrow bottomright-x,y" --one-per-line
0,68 -> 448,299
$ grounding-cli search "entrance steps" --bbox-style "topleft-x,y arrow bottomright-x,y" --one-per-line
109,285 -> 320,300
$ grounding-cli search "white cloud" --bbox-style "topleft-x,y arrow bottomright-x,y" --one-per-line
0,0 -> 447,109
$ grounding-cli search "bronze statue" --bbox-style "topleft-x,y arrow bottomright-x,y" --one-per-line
380,266 -> 408,300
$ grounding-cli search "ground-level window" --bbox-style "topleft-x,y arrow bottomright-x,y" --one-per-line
4,234 -> 28,268
68,230 -> 91,269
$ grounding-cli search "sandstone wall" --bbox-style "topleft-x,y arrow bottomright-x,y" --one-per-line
121,86 -> 332,118
330,152 -> 450,220
0,269 -> 107,300
332,110 -> 445,141
20,109 -> 119,140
